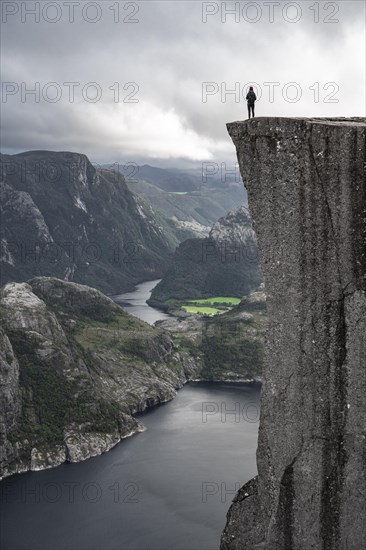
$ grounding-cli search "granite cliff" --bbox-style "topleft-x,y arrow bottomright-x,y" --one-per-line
221,118 -> 366,549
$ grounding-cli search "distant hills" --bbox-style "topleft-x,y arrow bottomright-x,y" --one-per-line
109,162 -> 248,238
118,164 -> 200,192
115,162 -> 244,192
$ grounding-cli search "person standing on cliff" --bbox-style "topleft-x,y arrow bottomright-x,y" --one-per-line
246,86 -> 256,119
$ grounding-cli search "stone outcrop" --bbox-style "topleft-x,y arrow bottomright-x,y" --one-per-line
0,277 -> 202,479
221,118 -> 366,549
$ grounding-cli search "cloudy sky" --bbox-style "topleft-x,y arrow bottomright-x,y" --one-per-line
1,0 -> 365,166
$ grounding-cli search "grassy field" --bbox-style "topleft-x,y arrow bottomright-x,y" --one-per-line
189,297 -> 241,306
180,296 -> 241,316
181,305 -> 222,315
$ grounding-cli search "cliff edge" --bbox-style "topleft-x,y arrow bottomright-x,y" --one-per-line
221,117 -> 366,549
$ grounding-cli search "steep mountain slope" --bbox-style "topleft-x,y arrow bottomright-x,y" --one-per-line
0,277 -> 200,478
149,206 -> 262,306
0,151 -> 174,293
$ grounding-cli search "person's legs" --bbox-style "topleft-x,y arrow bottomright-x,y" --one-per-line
248,105 -> 251,119
252,105 -> 255,118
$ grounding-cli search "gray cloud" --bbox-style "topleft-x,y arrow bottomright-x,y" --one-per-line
1,0 -> 364,163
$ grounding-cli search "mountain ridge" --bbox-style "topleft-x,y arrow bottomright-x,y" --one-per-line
0,151 -> 175,293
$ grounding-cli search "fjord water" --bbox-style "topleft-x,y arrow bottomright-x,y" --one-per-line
0,280 -> 260,550
1,384 -> 260,550
112,279 -> 171,325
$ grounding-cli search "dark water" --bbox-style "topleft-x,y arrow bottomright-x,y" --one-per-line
111,280 -> 171,325
0,383 -> 260,550
0,281 -> 260,550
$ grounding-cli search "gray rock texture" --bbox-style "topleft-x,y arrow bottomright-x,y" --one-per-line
221,117 -> 366,550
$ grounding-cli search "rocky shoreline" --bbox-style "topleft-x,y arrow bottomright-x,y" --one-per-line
1,413 -> 144,480
1,377 -> 261,480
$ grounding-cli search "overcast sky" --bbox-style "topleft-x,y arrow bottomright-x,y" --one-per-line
1,0 -> 365,166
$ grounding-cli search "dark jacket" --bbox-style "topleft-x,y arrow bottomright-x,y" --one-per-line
246,91 -> 256,105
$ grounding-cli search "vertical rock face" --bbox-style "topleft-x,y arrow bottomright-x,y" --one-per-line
222,118 -> 366,550
0,329 -> 22,471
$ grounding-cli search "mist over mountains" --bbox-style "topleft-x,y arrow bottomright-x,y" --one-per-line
115,162 -> 245,192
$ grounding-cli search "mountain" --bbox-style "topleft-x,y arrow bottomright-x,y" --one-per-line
114,163 -> 248,239
0,151 -> 175,294
0,277 -> 201,478
148,205 -> 263,307
125,179 -> 247,238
